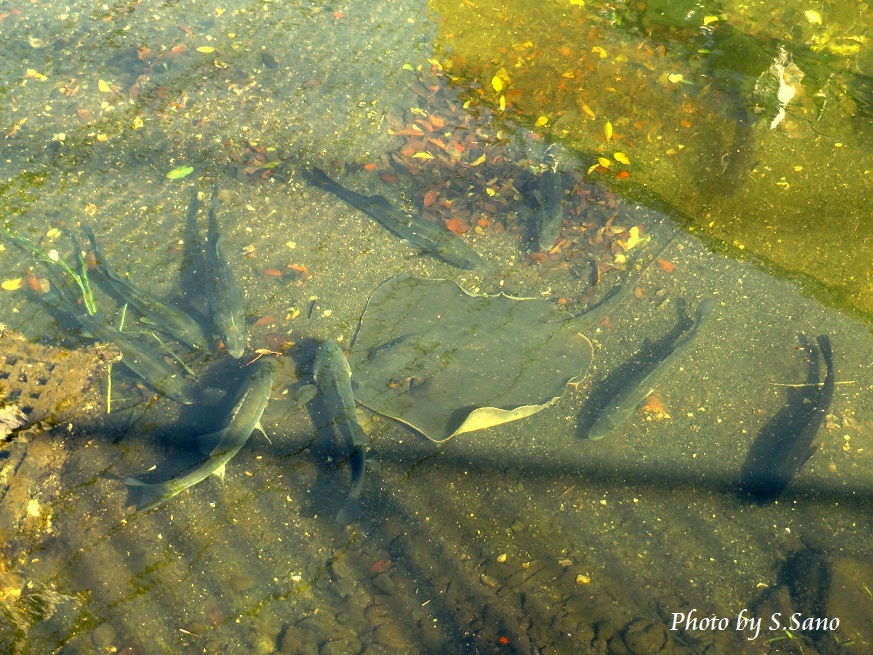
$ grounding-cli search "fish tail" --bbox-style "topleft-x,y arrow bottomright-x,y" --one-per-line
816,335 -> 832,364
81,223 -> 102,260
335,499 -> 363,525
123,477 -> 171,512
309,167 -> 333,187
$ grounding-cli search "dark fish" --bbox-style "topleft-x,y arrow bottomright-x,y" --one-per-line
534,146 -> 565,251
82,223 -> 208,350
739,335 -> 834,502
572,235 -> 677,328
313,340 -> 370,524
205,189 -> 246,358
82,314 -> 200,405
124,359 -> 274,511
776,548 -> 833,648
0,229 -> 199,403
47,272 -> 199,404
587,298 -> 716,440
260,51 -> 278,69
307,167 -> 483,270
535,169 -> 563,251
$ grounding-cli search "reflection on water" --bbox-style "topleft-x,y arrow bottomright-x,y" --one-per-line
0,0 -> 871,654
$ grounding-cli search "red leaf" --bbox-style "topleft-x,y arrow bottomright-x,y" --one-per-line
657,259 -> 676,274
445,218 -> 469,234
423,188 -> 439,208
370,559 -> 393,575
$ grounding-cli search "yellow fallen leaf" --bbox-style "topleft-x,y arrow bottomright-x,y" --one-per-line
215,7 -> 225,16
402,63 -> 414,71
535,116 -> 549,127
703,15 -> 719,25
581,104 -> 596,120
597,157 -> 611,168
826,42 -> 860,56
486,188 -> 496,196
166,166 -> 194,179
592,46 -> 608,59
197,46 -> 216,53
570,0 -> 585,5
98,79 -> 112,92
614,152 -> 630,165
412,152 -> 434,159
491,75 -> 503,93
605,121 -> 613,141
587,163 -> 600,175
499,95 -> 506,111
96,134 -> 109,142
2,278 -> 22,291
667,73 -> 684,84
132,116 -> 144,129
804,10 -> 822,24
470,154 -> 487,166
26,69 -> 48,81
626,225 -> 647,250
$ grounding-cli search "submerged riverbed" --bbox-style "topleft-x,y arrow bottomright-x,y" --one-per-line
1,1 -> 871,654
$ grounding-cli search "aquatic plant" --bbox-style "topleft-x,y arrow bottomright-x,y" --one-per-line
0,229 -> 97,315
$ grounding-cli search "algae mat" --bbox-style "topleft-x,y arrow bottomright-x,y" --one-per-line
349,275 -> 593,442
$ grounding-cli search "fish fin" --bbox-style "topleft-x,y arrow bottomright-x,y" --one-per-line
200,387 -> 228,405
211,463 -> 227,485
197,428 -> 227,455
295,384 -> 318,405
123,478 -> 170,512
366,458 -> 381,472
335,499 -> 364,525
368,194 -> 394,209
255,421 -> 272,445
801,443 -> 819,466
309,167 -> 332,186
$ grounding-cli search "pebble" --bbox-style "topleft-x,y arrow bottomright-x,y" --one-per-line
371,572 -> 395,595
373,623 -> 410,650
90,623 -> 117,648
480,573 -> 500,589
279,625 -> 320,655
320,636 -> 362,655
365,603 -> 392,624
228,572 -> 256,593
622,619 -> 669,655
329,547 -> 365,581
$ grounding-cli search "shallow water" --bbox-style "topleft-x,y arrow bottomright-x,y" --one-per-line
1,1 -> 871,654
